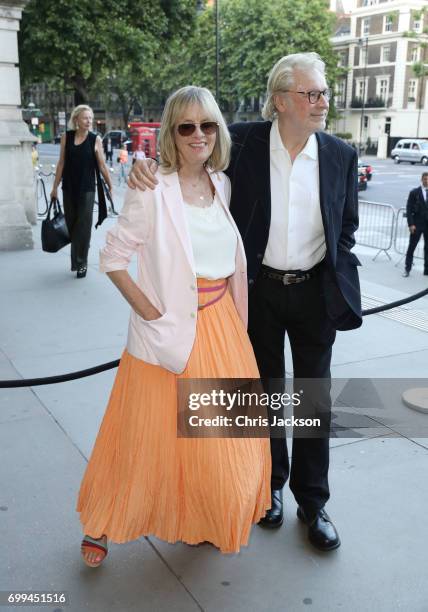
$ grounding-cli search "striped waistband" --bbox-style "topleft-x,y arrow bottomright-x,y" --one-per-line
197,279 -> 228,310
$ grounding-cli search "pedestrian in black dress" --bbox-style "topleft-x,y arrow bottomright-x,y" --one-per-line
51,105 -> 113,278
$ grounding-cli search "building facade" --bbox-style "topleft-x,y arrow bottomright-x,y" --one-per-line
0,0 -> 34,250
330,0 -> 428,155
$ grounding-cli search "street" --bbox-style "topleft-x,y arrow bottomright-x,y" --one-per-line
359,156 -> 427,209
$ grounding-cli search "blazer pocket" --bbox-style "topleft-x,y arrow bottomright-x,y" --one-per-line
138,311 -> 167,325
337,247 -> 362,267
346,252 -> 362,266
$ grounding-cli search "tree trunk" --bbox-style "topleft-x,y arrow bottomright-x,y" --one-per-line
71,76 -> 90,106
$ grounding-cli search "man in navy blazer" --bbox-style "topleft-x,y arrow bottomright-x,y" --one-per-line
225,53 -> 361,552
128,52 -> 362,552
403,172 -> 428,276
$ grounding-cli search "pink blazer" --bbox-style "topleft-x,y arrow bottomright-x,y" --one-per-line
99,168 -> 248,373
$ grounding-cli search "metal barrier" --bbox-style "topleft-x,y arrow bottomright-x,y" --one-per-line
356,200 -> 395,260
393,207 -> 425,264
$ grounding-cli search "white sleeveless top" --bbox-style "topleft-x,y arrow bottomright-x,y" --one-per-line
183,194 -> 237,280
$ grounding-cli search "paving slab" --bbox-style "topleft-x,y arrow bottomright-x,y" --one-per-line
147,436 -> 428,612
0,385 -> 202,612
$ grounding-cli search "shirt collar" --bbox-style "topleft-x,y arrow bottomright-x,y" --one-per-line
270,118 -> 318,160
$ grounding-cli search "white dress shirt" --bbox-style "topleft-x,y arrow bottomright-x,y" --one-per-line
263,119 -> 326,271
183,194 -> 237,280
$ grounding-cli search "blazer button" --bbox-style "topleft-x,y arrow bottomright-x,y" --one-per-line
190,312 -> 196,318
257,253 -> 263,259
190,284 -> 196,291
249,279 -> 254,286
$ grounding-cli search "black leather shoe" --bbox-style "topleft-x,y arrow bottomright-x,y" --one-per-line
258,489 -> 283,528
76,267 -> 87,279
402,270 -> 410,277
297,507 -> 340,551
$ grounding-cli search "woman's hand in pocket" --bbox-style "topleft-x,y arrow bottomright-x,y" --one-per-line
105,270 -> 163,321
140,303 -> 163,321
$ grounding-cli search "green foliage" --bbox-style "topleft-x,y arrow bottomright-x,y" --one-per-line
19,0 -> 196,106
20,0 -> 338,118
334,132 -> 352,140
171,0 -> 339,114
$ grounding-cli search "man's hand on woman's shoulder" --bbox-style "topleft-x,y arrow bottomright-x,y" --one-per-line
127,158 -> 159,191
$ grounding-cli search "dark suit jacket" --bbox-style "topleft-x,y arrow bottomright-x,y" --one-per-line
406,187 -> 428,228
225,120 -> 362,332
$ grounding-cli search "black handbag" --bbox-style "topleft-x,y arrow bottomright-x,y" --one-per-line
41,197 -> 71,253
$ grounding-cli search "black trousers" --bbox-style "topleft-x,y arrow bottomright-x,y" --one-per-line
63,190 -> 95,270
405,224 -> 428,272
248,268 -> 336,515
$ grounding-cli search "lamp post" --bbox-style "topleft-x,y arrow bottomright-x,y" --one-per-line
196,0 -> 220,100
215,0 -> 220,101
415,49 -> 427,138
358,36 -> 369,156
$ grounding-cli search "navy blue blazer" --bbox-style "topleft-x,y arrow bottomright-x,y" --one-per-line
406,186 -> 428,228
225,120 -> 362,331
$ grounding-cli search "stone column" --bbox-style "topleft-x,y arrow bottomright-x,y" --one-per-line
0,0 -> 34,250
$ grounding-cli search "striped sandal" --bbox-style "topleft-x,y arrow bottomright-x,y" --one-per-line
81,535 -> 108,568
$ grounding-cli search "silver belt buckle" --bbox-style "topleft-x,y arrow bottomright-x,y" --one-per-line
283,273 -> 297,285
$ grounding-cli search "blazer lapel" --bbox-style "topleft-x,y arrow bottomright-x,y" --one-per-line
316,132 -> 340,244
160,170 -> 195,270
251,123 -> 271,215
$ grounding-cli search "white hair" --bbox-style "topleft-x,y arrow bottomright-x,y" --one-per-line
68,104 -> 93,130
262,52 -> 326,121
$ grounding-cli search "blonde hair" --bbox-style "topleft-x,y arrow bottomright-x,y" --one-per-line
262,53 -> 326,121
68,104 -> 94,130
159,86 -> 231,173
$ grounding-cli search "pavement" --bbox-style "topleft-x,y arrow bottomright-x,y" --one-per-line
1,177 -> 428,612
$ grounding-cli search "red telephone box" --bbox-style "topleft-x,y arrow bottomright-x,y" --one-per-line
129,122 -> 161,158
129,127 -> 156,158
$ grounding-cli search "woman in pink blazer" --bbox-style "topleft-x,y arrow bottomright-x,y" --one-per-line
77,86 -> 271,565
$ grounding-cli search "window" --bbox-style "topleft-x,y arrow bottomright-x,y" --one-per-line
360,46 -> 368,67
376,78 -> 389,103
362,18 -> 370,36
384,15 -> 394,32
336,80 -> 346,106
337,51 -> 346,67
381,46 -> 391,62
408,79 -> 418,101
356,78 -> 368,103
403,143 -> 411,149
410,46 -> 419,62
413,19 -> 422,33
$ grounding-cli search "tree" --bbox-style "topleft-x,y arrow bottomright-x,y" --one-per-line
19,0 -> 196,106
163,0 -> 339,119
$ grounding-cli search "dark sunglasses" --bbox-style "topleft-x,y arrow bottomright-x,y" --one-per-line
177,122 -> 219,136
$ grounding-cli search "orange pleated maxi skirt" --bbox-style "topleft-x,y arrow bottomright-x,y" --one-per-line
76,278 -> 271,554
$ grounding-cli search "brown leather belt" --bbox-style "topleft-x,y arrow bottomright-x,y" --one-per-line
260,262 -> 323,285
